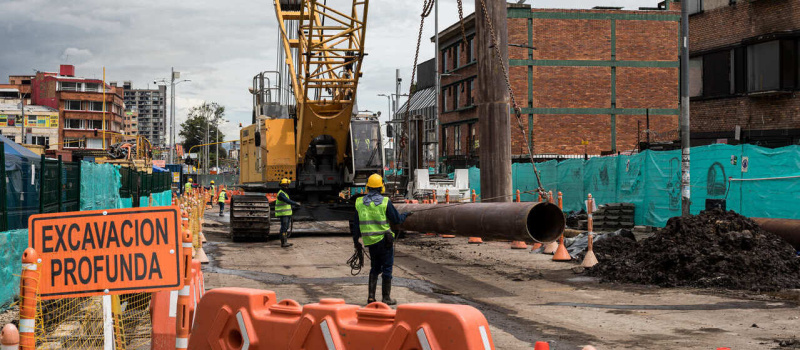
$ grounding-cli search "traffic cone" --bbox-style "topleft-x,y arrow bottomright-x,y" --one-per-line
552,236 -> 571,261
543,241 -> 558,254
440,234 -> 456,238
1,324 -> 19,350
510,241 -> 528,249
534,341 -> 550,350
582,346 -> 597,350
581,234 -> 599,267
531,242 -> 543,250
468,237 -> 483,244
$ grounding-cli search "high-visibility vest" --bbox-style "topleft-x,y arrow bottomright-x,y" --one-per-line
355,197 -> 393,246
184,182 -> 192,193
211,185 -> 216,195
218,191 -> 226,203
275,190 -> 293,217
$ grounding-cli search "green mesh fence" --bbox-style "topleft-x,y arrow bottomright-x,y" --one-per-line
467,144 -> 800,227
0,229 -> 27,309
80,162 -> 122,211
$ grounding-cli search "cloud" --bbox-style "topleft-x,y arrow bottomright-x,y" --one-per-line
0,0 -> 656,144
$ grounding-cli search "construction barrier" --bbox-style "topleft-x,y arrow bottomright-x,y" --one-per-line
151,260 -> 204,350
188,288 -> 496,350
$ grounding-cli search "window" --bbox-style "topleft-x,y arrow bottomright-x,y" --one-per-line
88,101 -> 104,112
467,80 -> 475,105
31,136 -> 49,147
84,83 -> 101,92
442,88 -> 449,112
703,50 -> 732,97
66,119 -> 84,129
468,123 -> 477,154
442,127 -> 448,155
59,82 -> 79,91
63,138 -> 86,148
689,57 -> 703,97
453,44 -> 460,69
65,100 -> 82,110
687,0 -> 702,14
442,49 -> 449,72
454,125 -> 461,155
748,40 -> 781,92
453,84 -> 460,110
467,37 -> 474,63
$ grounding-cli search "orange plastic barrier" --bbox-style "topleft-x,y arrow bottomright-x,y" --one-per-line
151,258 -> 205,350
188,288 -> 496,349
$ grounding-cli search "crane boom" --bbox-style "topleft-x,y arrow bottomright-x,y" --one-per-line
275,0 -> 369,164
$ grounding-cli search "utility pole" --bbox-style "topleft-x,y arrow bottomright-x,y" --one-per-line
169,67 -> 175,164
434,0 -> 439,171
395,69 -> 401,173
680,1 -> 691,216
476,0 -> 512,202
19,92 -> 26,144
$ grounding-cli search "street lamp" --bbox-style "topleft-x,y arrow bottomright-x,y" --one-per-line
155,68 -> 190,163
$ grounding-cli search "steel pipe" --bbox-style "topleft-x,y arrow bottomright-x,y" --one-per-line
752,218 -> 800,250
394,202 -> 565,243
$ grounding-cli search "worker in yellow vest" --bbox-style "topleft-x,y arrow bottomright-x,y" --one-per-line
351,174 -> 413,305
276,178 -> 301,248
218,188 -> 227,216
184,178 -> 193,195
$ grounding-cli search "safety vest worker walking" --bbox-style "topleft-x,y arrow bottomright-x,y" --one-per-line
351,174 -> 413,305
184,178 -> 193,195
218,188 -> 227,216
276,178 -> 301,248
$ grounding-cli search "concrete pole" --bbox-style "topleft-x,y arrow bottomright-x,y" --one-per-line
680,1 -> 691,216
395,69 -> 401,173
169,67 -> 175,163
476,0 -> 512,202
433,0 -> 438,170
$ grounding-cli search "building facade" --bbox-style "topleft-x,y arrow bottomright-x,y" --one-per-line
124,110 -> 139,136
123,82 -> 167,147
30,65 -> 125,160
436,3 -> 681,170
0,104 -> 59,147
688,0 -> 800,147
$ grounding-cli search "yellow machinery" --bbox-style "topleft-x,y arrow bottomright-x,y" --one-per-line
232,0 -> 385,240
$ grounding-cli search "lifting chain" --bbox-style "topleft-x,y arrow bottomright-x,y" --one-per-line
477,0 -> 546,198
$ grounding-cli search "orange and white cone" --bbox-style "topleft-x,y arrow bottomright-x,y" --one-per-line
510,241 -> 528,249
543,241 -> 558,254
552,235 -> 571,261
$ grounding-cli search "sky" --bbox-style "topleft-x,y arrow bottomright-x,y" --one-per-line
0,0 -> 655,143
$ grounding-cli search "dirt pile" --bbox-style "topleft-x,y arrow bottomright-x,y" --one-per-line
588,209 -> 800,291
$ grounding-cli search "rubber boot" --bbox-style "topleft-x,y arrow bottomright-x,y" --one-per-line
381,277 -> 396,305
367,274 -> 378,304
280,232 -> 293,248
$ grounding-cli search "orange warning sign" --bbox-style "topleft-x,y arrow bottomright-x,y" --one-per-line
29,207 -> 183,299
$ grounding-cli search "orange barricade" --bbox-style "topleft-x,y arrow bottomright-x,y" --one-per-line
151,258 -> 205,350
188,288 -> 496,350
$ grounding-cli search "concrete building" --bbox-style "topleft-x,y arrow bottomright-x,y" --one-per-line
30,65 -> 125,160
688,0 -> 800,147
0,104 -> 59,147
396,58 -> 437,168
124,110 -> 139,136
123,81 -> 167,147
434,3 -> 680,171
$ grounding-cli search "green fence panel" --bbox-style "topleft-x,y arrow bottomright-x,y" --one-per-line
738,145 -> 800,218
468,166 -> 481,197
0,229 -> 28,310
556,159 -> 585,212
80,162 -> 122,211
583,156 -> 619,207
688,144 -> 742,215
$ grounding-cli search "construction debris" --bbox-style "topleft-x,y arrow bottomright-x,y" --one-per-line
587,209 -> 800,291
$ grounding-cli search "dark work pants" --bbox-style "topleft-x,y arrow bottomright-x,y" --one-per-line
218,202 -> 224,214
279,216 -> 292,234
368,240 -> 394,280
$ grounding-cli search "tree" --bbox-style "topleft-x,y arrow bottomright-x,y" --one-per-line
180,102 -> 227,169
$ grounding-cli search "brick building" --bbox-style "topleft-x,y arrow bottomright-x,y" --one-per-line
435,3 -> 680,170
124,110 -> 139,136
123,82 -> 167,146
31,65 -> 125,160
688,0 -> 800,146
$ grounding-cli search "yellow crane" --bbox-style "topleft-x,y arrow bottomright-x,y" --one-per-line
233,0 -> 384,241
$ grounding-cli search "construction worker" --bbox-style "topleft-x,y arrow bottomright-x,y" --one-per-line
276,178 -> 300,248
351,174 -> 413,305
184,178 -> 193,194
210,180 -> 217,205
218,188 -> 227,216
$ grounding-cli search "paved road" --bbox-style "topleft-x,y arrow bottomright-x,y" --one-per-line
202,211 -> 800,349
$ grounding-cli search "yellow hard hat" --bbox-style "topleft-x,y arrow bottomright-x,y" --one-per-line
210,180 -> 215,184
188,178 -> 193,183
280,178 -> 291,185
366,174 -> 384,193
